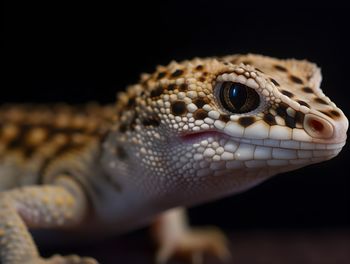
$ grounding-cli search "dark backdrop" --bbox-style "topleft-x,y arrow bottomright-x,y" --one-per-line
4,2 -> 350,229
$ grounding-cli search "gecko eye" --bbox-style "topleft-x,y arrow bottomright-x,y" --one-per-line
217,82 -> 260,114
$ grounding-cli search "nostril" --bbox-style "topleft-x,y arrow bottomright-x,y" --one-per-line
309,119 -> 324,133
304,114 -> 333,139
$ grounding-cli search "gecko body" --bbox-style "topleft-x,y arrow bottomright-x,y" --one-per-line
0,54 -> 348,264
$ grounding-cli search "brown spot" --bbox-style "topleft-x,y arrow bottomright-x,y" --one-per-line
270,78 -> 280,86
314,98 -> 328,105
193,109 -> 208,120
167,84 -> 176,91
330,110 -> 340,117
263,113 -> 277,126
157,72 -> 166,80
196,65 -> 204,71
275,102 -> 289,119
171,69 -> 184,78
238,116 -> 255,127
219,114 -> 230,122
150,86 -> 164,98
297,100 -> 310,108
289,75 -> 304,84
302,87 -> 314,93
199,76 -> 206,82
128,113 -> 138,131
116,146 -> 128,160
142,116 -> 160,127
179,83 -> 188,91
281,90 -> 294,98
119,123 -> 127,133
274,64 -> 287,72
171,101 -> 187,116
47,141 -> 69,157
140,79 -> 148,87
284,115 -> 296,128
294,111 -> 305,124
320,111 -> 333,118
6,124 -> 31,151
127,97 -> 136,108
193,97 -> 210,108
242,60 -> 252,65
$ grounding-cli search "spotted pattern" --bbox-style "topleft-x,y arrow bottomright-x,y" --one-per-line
314,98 -> 328,105
110,54 -> 347,159
238,117 -> 255,127
171,101 -> 187,116
281,90 -> 294,98
270,78 -> 280,86
294,111 -> 305,124
274,64 -> 287,72
193,97 -> 210,108
263,113 -> 277,126
193,109 -> 208,120
0,54 -> 347,264
171,69 -> 184,78
157,72 -> 166,80
289,75 -> 304,84
1,54 -> 344,197
302,87 -> 314,93
179,83 -> 188,91
297,100 -> 310,108
219,115 -> 230,122
167,84 -> 176,91
0,104 -> 113,158
142,116 -> 161,127
330,110 -> 340,117
150,86 -> 163,98
0,104 -> 115,190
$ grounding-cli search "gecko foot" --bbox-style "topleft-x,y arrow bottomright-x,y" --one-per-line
30,255 -> 99,264
156,226 -> 231,264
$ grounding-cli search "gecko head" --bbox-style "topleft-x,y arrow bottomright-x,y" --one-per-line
114,54 -> 348,203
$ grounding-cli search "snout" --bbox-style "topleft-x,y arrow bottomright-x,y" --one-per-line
304,109 -> 348,144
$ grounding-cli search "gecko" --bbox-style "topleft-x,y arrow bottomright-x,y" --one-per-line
0,54 -> 348,264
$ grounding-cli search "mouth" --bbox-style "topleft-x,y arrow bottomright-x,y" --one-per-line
180,130 -> 344,149
180,130 -> 227,143
180,129 -> 345,162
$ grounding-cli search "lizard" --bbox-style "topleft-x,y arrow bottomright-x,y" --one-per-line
0,54 -> 348,264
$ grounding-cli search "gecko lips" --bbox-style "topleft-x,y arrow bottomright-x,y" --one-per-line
180,130 -> 226,144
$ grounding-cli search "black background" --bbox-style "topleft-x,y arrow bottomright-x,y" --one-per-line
4,2 -> 350,230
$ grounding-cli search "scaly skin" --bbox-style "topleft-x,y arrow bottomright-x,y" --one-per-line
0,54 -> 348,263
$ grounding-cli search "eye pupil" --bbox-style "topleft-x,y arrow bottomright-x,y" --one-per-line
218,81 -> 260,114
229,84 -> 247,110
